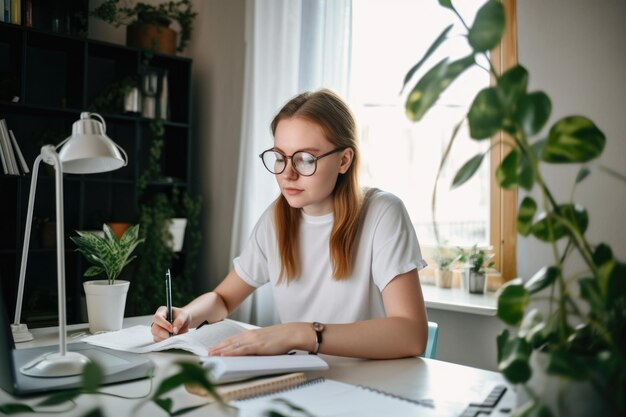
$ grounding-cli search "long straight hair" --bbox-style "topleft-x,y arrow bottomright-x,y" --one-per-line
271,89 -> 362,283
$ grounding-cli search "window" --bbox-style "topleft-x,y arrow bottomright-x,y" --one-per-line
349,0 -> 517,280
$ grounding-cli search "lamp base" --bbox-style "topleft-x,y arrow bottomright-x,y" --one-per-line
11,323 -> 34,343
20,351 -> 90,377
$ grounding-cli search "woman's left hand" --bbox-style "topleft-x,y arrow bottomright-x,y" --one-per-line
208,323 -> 313,356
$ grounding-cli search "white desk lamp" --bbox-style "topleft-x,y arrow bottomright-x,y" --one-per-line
11,112 -> 127,377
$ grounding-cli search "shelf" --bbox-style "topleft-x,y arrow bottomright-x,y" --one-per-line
0,6 -> 194,327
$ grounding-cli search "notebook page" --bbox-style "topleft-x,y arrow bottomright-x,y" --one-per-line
83,320 -> 247,356
233,378 -> 444,417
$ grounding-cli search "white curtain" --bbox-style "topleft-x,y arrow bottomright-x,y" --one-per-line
229,0 -> 352,326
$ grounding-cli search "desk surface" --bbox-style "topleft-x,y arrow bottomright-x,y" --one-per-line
1,317 -> 515,416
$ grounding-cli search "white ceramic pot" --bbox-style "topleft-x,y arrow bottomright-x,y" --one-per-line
83,280 -> 130,333
166,218 -> 187,252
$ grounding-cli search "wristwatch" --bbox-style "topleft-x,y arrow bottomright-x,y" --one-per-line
310,322 -> 325,355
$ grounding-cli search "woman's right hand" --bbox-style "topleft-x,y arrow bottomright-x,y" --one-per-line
151,306 -> 192,342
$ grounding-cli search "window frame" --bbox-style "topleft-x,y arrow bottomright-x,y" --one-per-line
489,0 -> 518,281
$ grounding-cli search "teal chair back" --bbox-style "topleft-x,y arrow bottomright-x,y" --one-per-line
421,321 -> 439,359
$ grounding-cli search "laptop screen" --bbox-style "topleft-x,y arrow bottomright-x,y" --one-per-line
0,289 -> 18,393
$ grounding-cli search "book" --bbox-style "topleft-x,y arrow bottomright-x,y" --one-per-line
0,0 -> 4,23
83,320 -> 329,384
83,320 -> 248,356
9,130 -> 29,174
0,119 -> 17,175
10,0 -> 19,25
232,378 -> 453,417
200,354 -> 328,384
186,372 -> 308,402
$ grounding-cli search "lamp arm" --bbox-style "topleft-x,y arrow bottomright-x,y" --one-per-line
41,146 -> 69,356
13,153 -> 44,326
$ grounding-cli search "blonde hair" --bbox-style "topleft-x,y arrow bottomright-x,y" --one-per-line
271,89 -> 362,283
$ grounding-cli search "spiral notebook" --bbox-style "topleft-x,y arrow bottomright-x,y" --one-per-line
185,372 -> 308,402
232,377 -> 454,417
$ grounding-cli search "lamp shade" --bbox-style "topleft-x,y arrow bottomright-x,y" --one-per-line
57,112 -> 127,174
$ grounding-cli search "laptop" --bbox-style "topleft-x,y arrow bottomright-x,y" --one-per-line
0,290 -> 155,396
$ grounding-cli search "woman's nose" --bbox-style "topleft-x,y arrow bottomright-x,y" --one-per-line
280,160 -> 299,179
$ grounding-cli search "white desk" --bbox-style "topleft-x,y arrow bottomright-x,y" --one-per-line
1,317 -> 516,416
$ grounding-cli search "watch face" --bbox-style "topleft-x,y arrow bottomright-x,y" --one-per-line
312,322 -> 325,332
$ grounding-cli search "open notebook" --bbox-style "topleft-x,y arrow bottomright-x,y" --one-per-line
82,320 -> 328,383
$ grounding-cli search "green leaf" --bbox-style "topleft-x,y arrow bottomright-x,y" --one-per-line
405,55 -> 475,122
438,0 -> 454,10
514,92 -> 552,136
468,87 -> 505,139
524,266 -> 559,294
154,397 -> 173,413
452,153 -> 485,188
468,0 -> 505,52
496,65 -> 528,110
84,266 -> 104,277
401,24 -> 453,93
82,361 -> 103,393
542,116 -> 606,163
497,333 -> 532,384
575,166 -> 591,184
518,309 -> 547,347
0,404 -> 36,414
578,277 -> 604,319
37,390 -> 80,406
513,400 -> 554,417
543,349 -> 588,380
531,204 -> 589,242
497,279 -> 530,325
496,149 -> 520,189
517,197 -> 537,236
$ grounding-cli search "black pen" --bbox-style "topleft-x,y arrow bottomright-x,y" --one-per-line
165,269 -> 173,336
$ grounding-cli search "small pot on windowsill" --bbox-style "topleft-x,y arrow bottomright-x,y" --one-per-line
463,266 -> 487,294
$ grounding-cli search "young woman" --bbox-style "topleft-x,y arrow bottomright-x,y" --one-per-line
152,89 -> 428,359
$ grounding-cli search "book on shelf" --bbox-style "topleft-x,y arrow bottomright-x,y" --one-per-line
0,119 -> 18,175
9,130 -> 29,174
10,0 -> 20,25
82,319 -> 328,384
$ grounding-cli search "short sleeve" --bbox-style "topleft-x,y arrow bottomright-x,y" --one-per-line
232,207 -> 275,288
370,194 -> 427,291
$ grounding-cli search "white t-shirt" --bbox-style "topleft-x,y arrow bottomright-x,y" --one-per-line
233,189 -> 426,324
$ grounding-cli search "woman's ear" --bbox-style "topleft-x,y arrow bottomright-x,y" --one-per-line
338,148 -> 354,174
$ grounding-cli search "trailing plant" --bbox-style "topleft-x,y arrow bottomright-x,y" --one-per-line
90,0 -> 197,52
89,76 -> 137,115
138,118 -> 166,190
402,0 -> 625,415
71,224 -> 144,285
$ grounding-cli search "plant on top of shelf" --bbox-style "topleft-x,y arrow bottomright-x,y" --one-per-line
91,0 -> 197,53
402,0 -> 625,415
71,224 -> 144,285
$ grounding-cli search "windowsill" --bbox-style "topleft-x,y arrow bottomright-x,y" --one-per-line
421,284 -> 497,316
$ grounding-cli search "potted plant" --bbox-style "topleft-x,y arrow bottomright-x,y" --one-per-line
432,246 -> 459,288
402,0 -> 625,415
71,224 -> 144,333
457,245 -> 494,294
90,0 -> 197,54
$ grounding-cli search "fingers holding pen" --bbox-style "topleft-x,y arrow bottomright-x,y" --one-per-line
151,306 -> 190,342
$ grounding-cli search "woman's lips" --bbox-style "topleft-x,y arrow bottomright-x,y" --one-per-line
283,187 -> 303,196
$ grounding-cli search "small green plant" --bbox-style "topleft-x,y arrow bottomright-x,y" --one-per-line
90,0 -> 197,52
71,224 -> 144,285
432,246 -> 459,270
457,245 -> 494,274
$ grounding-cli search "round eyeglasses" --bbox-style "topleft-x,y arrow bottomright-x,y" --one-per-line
259,148 -> 345,176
